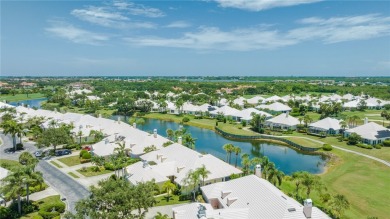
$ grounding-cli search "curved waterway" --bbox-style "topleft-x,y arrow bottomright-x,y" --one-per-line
116,117 -> 327,175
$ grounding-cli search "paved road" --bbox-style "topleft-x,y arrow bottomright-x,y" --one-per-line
36,160 -> 90,212
0,133 -> 90,213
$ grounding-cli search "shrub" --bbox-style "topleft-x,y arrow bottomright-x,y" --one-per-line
178,194 -> 192,201
32,215 -> 44,219
383,140 -> 390,147
356,143 -> 373,149
238,125 -> 243,129
182,117 -> 190,123
223,118 -> 227,123
79,150 -> 88,158
322,144 -> 333,151
162,141 -> 173,147
347,133 -> 362,145
91,166 -> 100,172
82,152 -> 92,159
374,144 -> 382,149
104,162 -> 115,170
215,121 -> 218,126
241,120 -> 247,127
80,158 -> 91,164
38,201 -> 65,219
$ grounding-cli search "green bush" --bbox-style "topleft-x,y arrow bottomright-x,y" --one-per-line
356,143 -> 373,149
178,194 -> 192,201
32,215 -> 44,219
182,117 -> 190,123
82,152 -> 92,159
223,118 -> 227,123
79,150 -> 88,158
382,140 -> 390,147
80,158 -> 91,164
322,144 -> 333,151
374,144 -> 382,149
241,120 -> 247,127
215,121 -> 218,126
238,125 -> 243,129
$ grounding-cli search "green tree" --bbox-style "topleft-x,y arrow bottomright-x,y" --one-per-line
1,119 -> 21,151
36,127 -> 73,152
347,133 -> 361,145
234,146 -> 242,167
0,166 -> 26,215
267,167 -> 285,186
196,165 -> 210,186
241,153 -> 251,175
74,178 -> 156,219
19,152 -> 38,170
162,181 -> 176,201
154,212 -> 170,219
166,128 -> 174,140
222,143 -> 235,164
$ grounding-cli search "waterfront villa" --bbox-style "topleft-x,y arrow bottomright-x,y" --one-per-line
344,121 -> 390,145
126,143 -> 242,188
232,108 -> 272,123
308,117 -> 343,135
172,175 -> 330,219
257,102 -> 292,114
265,113 -> 300,130
247,96 -> 265,105
210,105 -> 241,120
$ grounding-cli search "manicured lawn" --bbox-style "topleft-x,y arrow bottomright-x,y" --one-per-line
0,93 -> 45,102
57,155 -> 82,167
21,195 -> 65,219
143,113 -> 217,130
50,161 -> 63,168
283,136 -> 322,148
292,133 -> 390,162
0,159 -> 22,170
217,123 -> 259,136
76,166 -> 112,177
68,172 -> 80,178
154,195 -> 191,207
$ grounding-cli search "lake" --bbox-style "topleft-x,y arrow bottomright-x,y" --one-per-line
121,117 -> 327,175
9,98 -> 47,109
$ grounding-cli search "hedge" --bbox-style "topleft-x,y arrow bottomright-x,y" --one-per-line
322,144 -> 333,151
38,202 -> 65,219
356,143 -> 373,149
383,140 -> 390,147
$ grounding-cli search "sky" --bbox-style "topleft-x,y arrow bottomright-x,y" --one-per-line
1,0 -> 390,77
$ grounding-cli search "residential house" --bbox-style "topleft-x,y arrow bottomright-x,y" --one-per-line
265,113 -> 300,130
344,120 -> 390,145
308,117 -> 343,135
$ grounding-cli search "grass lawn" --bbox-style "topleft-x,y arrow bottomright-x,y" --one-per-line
76,166 -> 112,177
217,123 -> 259,136
0,159 -> 22,170
283,136 -> 323,148
68,172 -> 80,178
21,195 -> 65,219
57,155 -> 82,167
154,195 -> 191,207
291,133 -> 390,162
50,161 -> 63,168
0,93 -> 45,102
143,113 -> 216,130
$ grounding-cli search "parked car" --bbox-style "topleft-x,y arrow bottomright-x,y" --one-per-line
55,149 -> 71,156
83,146 -> 91,151
34,150 -> 43,158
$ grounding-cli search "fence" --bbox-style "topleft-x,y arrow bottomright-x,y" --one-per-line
215,127 -> 320,152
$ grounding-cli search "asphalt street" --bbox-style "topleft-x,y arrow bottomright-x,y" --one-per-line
0,133 -> 90,213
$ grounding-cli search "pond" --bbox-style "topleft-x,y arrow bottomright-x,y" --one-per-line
113,116 -> 327,175
9,98 -> 47,109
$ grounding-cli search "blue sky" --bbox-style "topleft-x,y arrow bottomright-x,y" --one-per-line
1,0 -> 390,76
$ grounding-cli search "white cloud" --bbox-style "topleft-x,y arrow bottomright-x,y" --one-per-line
124,26 -> 296,51
113,1 -> 165,18
71,5 -> 155,29
211,0 -> 321,11
124,14 -> 390,51
45,21 -> 109,45
289,14 -> 390,43
165,21 -> 191,28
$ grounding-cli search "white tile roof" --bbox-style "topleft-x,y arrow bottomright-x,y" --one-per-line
265,95 -> 283,103
210,105 -> 241,117
201,175 -> 330,219
172,203 -> 215,219
257,102 -> 291,112
309,117 -> 342,131
345,122 -> 390,140
247,96 -> 265,105
140,143 -> 242,186
232,108 -> 272,121
266,113 -> 300,127
126,161 -> 169,185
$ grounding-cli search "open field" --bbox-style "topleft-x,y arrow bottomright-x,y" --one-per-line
0,93 -> 45,102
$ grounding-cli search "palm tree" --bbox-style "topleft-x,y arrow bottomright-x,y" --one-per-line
196,165 -> 210,186
352,115 -> 360,127
300,172 -> 323,198
222,144 -> 234,164
19,152 -> 38,170
114,141 -> 127,178
162,181 -> 176,201
1,120 -> 19,151
298,117 -> 303,125
303,115 -> 312,127
77,130 -> 83,145
0,166 -> 26,215
291,171 -> 305,199
234,146 -> 242,167
267,167 -> 285,186
250,157 -> 262,173
339,121 -> 347,133
241,154 -> 251,175
183,134 -> 196,149
16,125 -> 27,144
23,167 -> 44,204
381,110 -> 388,126
261,157 -> 271,179
166,128 -> 174,140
